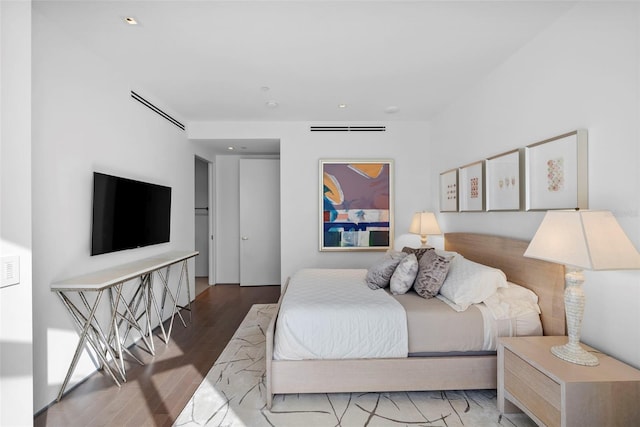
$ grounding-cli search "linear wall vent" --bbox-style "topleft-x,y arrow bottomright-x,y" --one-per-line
131,90 -> 185,131
310,125 -> 386,132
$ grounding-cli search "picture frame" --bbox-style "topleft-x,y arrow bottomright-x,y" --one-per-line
320,159 -> 393,251
439,168 -> 458,212
485,149 -> 521,211
458,160 -> 485,212
524,130 -> 588,211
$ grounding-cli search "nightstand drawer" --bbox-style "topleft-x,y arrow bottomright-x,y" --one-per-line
504,348 -> 561,426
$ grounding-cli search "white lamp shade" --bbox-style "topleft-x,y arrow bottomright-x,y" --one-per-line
409,211 -> 442,236
524,210 -> 640,270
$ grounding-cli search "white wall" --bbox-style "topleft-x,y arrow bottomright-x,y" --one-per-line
190,121 -> 432,283
0,1 -> 34,425
281,123 -> 433,277
31,10 -> 207,411
430,2 -> 640,367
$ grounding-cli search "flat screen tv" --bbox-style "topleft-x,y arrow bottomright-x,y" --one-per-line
91,172 -> 172,256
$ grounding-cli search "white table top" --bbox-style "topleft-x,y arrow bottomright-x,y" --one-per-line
51,250 -> 199,291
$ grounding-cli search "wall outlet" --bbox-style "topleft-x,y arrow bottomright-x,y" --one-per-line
1,256 -> 20,288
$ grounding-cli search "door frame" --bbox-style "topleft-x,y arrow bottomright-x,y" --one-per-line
194,155 -> 216,285
207,161 -> 216,285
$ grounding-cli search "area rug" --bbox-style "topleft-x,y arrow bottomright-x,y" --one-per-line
174,304 -> 535,427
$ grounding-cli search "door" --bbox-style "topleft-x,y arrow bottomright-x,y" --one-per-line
239,158 -> 280,286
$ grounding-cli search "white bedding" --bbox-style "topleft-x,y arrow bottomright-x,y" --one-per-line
479,282 -> 543,349
476,304 -> 542,351
273,268 -> 408,360
274,269 -> 543,360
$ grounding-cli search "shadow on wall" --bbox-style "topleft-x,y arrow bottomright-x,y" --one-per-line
0,341 -> 33,376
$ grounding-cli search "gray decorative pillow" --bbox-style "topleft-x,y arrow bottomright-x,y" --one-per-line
390,254 -> 419,295
366,251 -> 407,289
413,249 -> 452,298
401,246 -> 434,261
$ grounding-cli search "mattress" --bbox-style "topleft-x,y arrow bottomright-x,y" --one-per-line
392,292 -> 484,353
273,268 -> 408,360
274,268 -> 543,361
392,289 -> 542,354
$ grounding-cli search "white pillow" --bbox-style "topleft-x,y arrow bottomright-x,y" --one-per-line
483,282 -> 541,320
390,253 -> 419,295
438,255 -> 508,312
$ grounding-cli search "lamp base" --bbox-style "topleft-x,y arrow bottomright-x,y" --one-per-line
553,268 -> 599,367
551,342 -> 599,366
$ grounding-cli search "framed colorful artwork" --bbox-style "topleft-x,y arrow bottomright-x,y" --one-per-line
524,130 -> 588,211
458,161 -> 485,212
485,149 -> 521,211
439,168 -> 458,212
320,159 -> 393,251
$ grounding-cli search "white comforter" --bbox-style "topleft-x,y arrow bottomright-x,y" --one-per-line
273,268 -> 408,360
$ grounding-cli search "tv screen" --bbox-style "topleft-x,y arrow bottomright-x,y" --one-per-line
91,172 -> 171,256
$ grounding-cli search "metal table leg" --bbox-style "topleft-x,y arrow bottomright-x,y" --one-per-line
55,290 -> 121,401
146,272 -> 168,344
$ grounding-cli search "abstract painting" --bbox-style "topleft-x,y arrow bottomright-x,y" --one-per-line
320,160 -> 393,251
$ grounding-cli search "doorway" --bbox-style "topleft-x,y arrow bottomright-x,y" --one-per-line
194,156 -> 213,295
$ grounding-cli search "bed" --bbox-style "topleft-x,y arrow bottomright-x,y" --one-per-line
265,233 -> 566,409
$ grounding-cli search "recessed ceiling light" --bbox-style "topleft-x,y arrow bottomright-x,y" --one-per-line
384,106 -> 400,114
265,100 -> 279,108
124,17 -> 138,25
338,104 -> 347,109
227,146 -> 234,151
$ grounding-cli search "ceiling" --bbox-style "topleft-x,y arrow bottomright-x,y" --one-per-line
34,1 -> 576,153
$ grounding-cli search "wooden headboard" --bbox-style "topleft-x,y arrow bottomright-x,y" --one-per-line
445,232 -> 565,337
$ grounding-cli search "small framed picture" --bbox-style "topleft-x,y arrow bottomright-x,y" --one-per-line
485,149 -> 521,211
320,159 -> 393,251
458,161 -> 485,212
524,130 -> 588,211
439,168 -> 458,212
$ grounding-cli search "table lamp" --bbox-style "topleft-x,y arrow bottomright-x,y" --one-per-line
409,211 -> 442,247
524,210 -> 640,366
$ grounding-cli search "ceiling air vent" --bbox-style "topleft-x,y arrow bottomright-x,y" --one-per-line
131,90 -> 185,131
310,125 -> 386,132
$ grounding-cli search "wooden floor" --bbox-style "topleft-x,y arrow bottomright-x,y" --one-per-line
34,281 -> 281,427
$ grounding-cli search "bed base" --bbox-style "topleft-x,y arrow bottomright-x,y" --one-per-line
265,282 -> 496,409
267,352 -> 495,409
265,232 -> 566,409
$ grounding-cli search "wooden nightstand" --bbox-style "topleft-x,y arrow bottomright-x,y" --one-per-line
498,336 -> 640,427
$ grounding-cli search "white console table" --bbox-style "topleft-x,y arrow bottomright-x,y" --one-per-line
51,250 -> 198,401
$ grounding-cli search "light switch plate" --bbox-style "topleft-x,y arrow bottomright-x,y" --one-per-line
1,256 -> 20,288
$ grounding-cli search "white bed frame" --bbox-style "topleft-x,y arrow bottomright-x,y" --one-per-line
265,233 -> 566,409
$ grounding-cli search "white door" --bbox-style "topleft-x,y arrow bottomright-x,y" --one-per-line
239,158 -> 280,286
